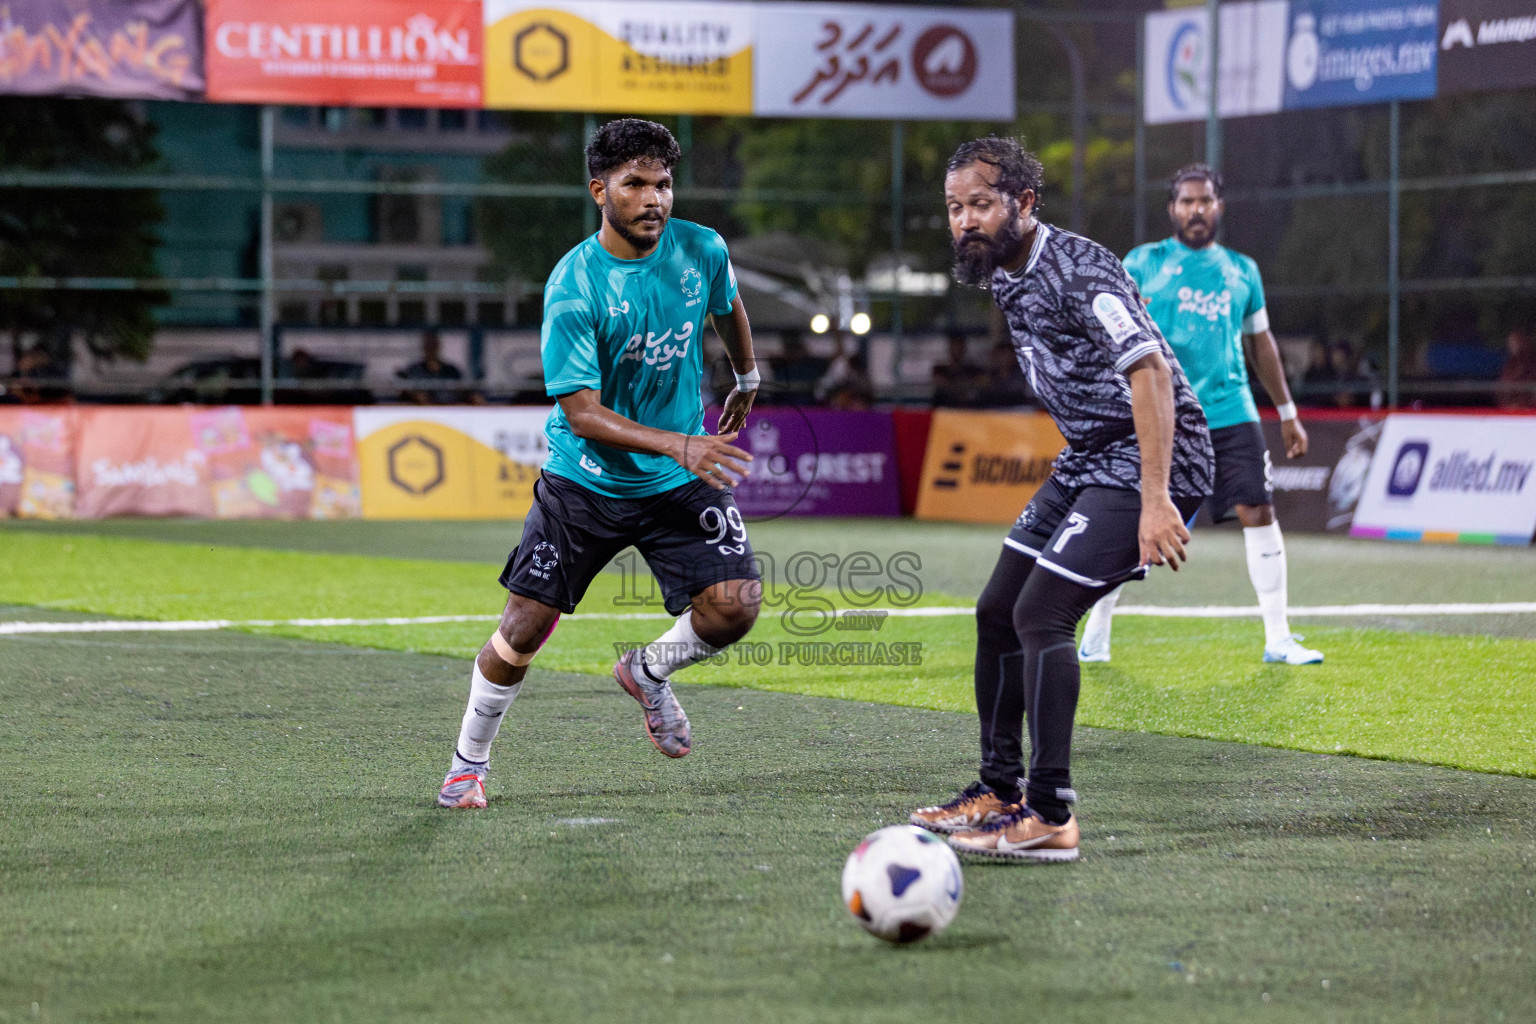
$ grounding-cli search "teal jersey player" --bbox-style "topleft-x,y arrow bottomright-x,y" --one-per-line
541,218 -> 739,498
437,119 -> 763,811
1122,238 -> 1268,431
1080,164 -> 1323,672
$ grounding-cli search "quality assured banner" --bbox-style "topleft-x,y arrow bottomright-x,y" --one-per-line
483,0 -> 754,114
73,406 -> 359,520
0,407 -> 78,519
1143,1 -> 1288,126
722,407 -> 900,519
1351,414 -> 1536,544
754,2 -> 1013,121
1282,0 -> 1438,109
914,411 -> 1065,525
0,0 -> 203,99
204,0 -> 482,107
355,406 -> 549,519
1437,0 -> 1536,95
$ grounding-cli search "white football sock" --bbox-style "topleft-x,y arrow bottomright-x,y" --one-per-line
455,663 -> 522,763
1244,522 -> 1291,647
641,613 -> 722,682
1080,585 -> 1124,650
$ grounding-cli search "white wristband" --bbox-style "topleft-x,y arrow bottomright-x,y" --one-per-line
734,367 -> 761,392
1275,401 -> 1298,422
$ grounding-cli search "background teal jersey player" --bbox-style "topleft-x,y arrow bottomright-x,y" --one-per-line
436,119 -> 765,810
1079,164 -> 1324,668
541,216 -> 738,497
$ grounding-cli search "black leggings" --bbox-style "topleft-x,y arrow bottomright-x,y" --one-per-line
974,546 -> 1105,812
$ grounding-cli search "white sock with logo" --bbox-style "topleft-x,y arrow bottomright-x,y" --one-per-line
1244,522 -> 1291,647
1080,584 -> 1123,651
641,613 -> 721,683
455,664 -> 522,763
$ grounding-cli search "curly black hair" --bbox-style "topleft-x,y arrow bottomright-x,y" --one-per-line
1168,163 -> 1223,203
585,118 -> 681,181
946,136 -> 1045,214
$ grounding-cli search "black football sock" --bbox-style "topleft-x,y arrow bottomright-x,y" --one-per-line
974,547 -> 1034,803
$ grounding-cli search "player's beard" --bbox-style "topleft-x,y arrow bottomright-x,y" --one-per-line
951,207 -> 1027,287
605,198 -> 667,252
1176,211 -> 1220,248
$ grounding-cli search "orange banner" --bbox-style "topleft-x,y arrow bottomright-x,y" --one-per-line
204,0 -> 482,107
914,410 -> 1065,524
73,406 -> 359,520
0,407 -> 80,519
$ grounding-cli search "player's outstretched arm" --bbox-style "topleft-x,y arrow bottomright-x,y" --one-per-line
1244,328 -> 1308,458
557,389 -> 752,491
1125,351 -> 1190,571
711,296 -> 758,435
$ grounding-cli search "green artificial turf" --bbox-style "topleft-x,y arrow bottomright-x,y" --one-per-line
2,624 -> 1534,1023
3,530 -> 1534,776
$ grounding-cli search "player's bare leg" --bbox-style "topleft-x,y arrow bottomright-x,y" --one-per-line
1237,503 -> 1322,665
438,593 -> 561,808
614,577 -> 760,758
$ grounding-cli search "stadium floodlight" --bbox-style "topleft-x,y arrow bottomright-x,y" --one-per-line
849,312 -> 872,335
810,313 -> 831,334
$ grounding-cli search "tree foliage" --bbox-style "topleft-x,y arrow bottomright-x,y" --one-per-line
0,98 -> 166,365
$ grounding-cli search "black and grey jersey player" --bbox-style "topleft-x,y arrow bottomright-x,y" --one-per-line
909,137 -> 1214,863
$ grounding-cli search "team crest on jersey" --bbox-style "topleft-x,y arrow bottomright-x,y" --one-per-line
681,267 -> 703,307
1177,286 -> 1232,323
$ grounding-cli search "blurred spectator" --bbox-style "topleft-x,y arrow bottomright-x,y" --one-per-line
815,331 -> 873,406
1304,340 -> 1374,408
1497,327 -> 1536,410
398,330 -> 476,404
976,342 -> 1028,408
5,346 -> 70,404
931,331 -> 986,407
769,330 -> 828,405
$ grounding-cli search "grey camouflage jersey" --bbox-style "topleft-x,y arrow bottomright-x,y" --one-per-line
990,224 -> 1214,498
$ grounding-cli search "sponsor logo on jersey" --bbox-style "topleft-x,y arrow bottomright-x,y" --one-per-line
1091,293 -> 1140,343
608,299 -> 630,316
1176,286 -> 1232,323
578,454 -> 603,476
619,321 -> 696,372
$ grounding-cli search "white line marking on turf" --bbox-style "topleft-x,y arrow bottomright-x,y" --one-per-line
4,602 -> 1536,636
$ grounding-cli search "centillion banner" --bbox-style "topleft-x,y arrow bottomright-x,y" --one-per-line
915,411 -> 1065,525
355,406 -> 550,519
483,1 -> 754,114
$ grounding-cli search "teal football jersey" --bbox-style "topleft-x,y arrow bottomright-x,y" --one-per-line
1122,238 -> 1268,431
540,219 -> 738,498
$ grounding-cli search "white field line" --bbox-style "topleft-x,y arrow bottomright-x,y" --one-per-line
3,603 -> 1536,636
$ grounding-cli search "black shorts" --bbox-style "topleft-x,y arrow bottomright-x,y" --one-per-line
1006,477 -> 1205,590
499,471 -> 760,616
1207,421 -> 1273,523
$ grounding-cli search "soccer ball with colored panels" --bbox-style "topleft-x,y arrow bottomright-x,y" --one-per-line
841,824 -> 963,943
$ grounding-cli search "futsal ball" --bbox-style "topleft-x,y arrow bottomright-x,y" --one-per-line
841,824 -> 963,943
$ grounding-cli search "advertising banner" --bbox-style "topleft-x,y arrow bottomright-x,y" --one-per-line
1282,0 -> 1438,110
1437,0 -> 1536,95
0,0 -> 203,99
0,407 -> 78,519
483,0 -> 753,114
754,3 -> 1013,121
1351,414 -> 1536,544
1143,1 -> 1288,126
1259,413 -> 1385,533
73,407 -> 359,520
205,0 -> 482,107
914,411 -> 1065,525
355,406 -> 549,519
724,407 -> 900,519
